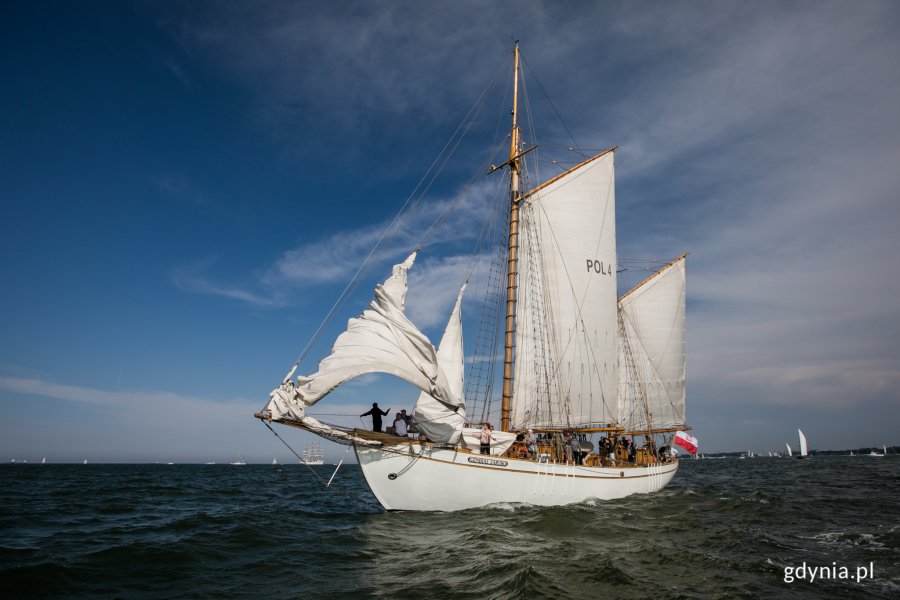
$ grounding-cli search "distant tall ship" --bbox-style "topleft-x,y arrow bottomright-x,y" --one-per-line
299,444 -> 324,466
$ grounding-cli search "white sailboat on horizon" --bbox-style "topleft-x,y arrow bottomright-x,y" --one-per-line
257,44 -> 689,511
797,429 -> 809,459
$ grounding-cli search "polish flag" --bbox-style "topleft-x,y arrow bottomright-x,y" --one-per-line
674,431 -> 699,454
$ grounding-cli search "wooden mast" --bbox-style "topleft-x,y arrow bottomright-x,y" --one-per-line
500,42 -> 521,432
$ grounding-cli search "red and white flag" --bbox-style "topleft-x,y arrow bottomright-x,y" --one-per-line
674,431 -> 699,454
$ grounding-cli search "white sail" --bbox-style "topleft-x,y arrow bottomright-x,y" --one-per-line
617,256 -> 686,431
798,429 -> 808,456
265,252 -> 462,421
511,150 -> 619,429
785,442 -> 792,457
412,284 -> 467,443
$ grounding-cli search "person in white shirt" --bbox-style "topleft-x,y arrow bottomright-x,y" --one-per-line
479,423 -> 493,454
393,413 -> 408,437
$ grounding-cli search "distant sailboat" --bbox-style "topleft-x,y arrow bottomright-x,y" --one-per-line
230,455 -> 247,465
41,457 -> 46,465
272,457 -> 278,466
785,442 -> 792,457
797,429 -> 809,459
82,458 -> 88,465
868,445 -> 885,457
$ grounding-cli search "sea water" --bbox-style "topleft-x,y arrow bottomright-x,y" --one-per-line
1,457 -> 898,599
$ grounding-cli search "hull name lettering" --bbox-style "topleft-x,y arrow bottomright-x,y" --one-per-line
468,457 -> 509,467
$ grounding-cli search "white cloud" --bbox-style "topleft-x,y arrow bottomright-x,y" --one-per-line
171,256 -> 284,307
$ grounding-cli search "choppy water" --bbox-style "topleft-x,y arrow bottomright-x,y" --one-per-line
1,457 -> 898,599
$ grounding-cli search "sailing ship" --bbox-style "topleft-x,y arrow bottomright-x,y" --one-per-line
257,44 -> 690,511
230,455 -> 247,465
299,443 -> 325,465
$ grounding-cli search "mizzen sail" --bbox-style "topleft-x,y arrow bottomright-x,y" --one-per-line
617,256 -> 687,431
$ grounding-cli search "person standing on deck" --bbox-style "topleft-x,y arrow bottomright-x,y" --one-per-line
569,434 -> 583,465
479,423 -> 493,455
525,429 -> 536,458
393,413 -> 408,437
360,402 -> 390,432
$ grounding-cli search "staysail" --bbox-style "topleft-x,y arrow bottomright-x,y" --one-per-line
510,149 -> 619,429
412,284 -> 467,443
617,256 -> 687,431
264,252 -> 462,421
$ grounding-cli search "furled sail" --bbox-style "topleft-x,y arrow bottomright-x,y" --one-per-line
264,252 -> 462,421
412,284 -> 467,443
617,256 -> 686,431
511,149 -> 619,429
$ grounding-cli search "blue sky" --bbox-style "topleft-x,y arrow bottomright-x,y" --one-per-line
2,1 -> 899,463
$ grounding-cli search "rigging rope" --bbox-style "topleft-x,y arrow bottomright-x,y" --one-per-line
261,420 -> 383,511
287,55 -> 511,373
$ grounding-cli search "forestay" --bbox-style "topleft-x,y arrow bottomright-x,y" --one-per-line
617,256 -> 686,431
511,150 -> 619,429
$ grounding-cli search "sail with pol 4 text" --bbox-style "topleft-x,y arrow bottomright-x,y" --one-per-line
257,44 -> 692,511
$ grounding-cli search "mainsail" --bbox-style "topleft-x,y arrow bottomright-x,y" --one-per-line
510,150 -> 619,429
617,256 -> 687,432
798,429 -> 808,456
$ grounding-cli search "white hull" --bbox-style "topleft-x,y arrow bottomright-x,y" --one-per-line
355,443 -> 678,511
300,459 -> 324,465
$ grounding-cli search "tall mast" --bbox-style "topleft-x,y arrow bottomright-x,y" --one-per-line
500,42 -> 521,432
